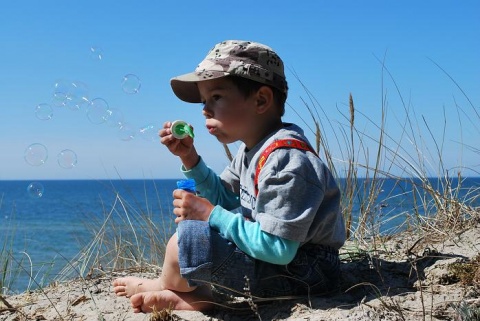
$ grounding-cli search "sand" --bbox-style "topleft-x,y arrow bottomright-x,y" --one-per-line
1,224 -> 479,321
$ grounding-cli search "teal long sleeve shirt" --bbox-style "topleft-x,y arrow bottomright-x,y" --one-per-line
182,157 -> 299,265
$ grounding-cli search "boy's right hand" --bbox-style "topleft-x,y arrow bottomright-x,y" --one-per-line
172,189 -> 214,223
159,121 -> 199,169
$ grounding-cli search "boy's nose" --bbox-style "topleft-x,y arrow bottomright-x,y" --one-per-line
202,107 -> 213,118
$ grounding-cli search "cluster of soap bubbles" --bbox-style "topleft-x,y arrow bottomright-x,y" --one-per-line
37,75 -> 150,141
27,46 -> 156,198
52,80 -> 90,111
24,143 -> 77,198
24,143 -> 78,169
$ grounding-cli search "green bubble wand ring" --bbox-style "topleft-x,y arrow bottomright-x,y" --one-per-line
171,120 -> 195,139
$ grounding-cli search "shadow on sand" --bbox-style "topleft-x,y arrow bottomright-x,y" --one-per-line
206,250 -> 467,320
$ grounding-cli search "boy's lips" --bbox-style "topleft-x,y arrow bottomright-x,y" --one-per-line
206,125 -> 216,134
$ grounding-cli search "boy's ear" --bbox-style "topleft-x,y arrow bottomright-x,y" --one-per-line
255,86 -> 274,113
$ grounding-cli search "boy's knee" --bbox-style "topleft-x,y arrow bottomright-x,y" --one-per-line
164,232 -> 180,263
167,232 -> 178,248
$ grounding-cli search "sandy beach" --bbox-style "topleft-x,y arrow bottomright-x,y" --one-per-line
1,221 -> 479,321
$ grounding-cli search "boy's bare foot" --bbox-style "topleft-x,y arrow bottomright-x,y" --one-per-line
130,286 -> 214,313
113,277 -> 163,297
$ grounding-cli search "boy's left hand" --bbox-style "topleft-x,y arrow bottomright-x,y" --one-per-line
172,189 -> 214,223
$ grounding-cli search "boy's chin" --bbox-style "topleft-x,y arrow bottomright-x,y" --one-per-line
216,137 -> 238,145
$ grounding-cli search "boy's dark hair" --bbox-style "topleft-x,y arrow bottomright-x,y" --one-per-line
228,76 -> 287,117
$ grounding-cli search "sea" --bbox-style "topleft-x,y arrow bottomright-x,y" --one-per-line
1,177 -> 479,294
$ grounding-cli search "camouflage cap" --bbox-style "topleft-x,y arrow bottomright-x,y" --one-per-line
170,40 -> 288,103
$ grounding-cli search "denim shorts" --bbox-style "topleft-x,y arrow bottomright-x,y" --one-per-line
177,220 -> 341,298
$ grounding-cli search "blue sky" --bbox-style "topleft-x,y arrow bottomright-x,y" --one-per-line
1,1 -> 479,180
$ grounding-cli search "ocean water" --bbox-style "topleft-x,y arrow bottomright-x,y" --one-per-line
0,179 -> 180,293
1,177 -> 479,293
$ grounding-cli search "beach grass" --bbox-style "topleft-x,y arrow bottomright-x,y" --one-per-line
55,181 -> 176,282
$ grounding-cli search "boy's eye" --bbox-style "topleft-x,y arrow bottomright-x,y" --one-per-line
200,94 -> 221,107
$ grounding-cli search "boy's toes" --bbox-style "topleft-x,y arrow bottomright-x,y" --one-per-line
112,277 -> 125,286
114,286 -> 127,296
130,293 -> 145,313
112,279 -> 127,296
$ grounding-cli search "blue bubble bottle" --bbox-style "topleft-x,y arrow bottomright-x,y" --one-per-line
176,179 -> 196,194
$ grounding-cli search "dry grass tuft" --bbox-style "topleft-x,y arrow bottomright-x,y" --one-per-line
150,303 -> 179,321
448,254 -> 480,287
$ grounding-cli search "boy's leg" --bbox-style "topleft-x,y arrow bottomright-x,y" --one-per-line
113,232 -> 193,297
158,232 -> 194,292
115,220 -> 217,312
123,224 -> 215,312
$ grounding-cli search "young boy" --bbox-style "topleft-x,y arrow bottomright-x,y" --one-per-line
113,40 -> 346,313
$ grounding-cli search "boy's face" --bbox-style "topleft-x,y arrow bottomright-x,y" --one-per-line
198,77 -> 259,147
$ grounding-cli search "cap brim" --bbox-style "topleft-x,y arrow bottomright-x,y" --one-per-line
170,71 -> 228,103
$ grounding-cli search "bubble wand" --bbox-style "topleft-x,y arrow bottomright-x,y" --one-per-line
171,120 -> 195,139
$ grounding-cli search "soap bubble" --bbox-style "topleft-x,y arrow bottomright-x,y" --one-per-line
27,182 -> 44,198
57,149 -> 77,169
24,143 -> 48,166
139,124 -> 158,142
65,81 -> 90,110
90,46 -> 103,60
35,103 -> 53,120
121,74 -> 141,94
87,98 -> 110,124
118,123 -> 136,141
105,108 -> 124,128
